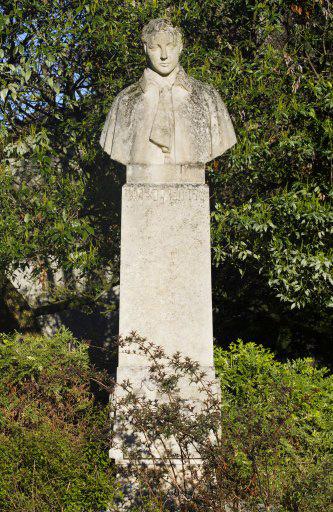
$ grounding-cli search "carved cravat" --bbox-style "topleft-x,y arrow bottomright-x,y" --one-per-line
142,67 -> 179,155
150,85 -> 174,153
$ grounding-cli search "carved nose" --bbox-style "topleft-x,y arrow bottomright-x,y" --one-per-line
161,54 -> 167,61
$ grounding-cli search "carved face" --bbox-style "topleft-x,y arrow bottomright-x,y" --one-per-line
144,31 -> 182,76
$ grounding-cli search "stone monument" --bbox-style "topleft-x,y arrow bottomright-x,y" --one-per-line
100,19 -> 236,464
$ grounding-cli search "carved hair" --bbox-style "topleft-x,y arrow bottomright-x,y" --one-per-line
141,19 -> 183,46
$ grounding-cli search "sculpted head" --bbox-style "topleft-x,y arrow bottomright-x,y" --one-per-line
142,19 -> 183,76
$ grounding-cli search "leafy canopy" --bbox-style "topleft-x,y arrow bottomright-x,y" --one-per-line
0,0 -> 331,355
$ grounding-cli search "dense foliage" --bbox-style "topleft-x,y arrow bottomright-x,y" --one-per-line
0,329 -> 117,511
215,341 -> 333,510
1,331 -> 331,511
0,2 -> 332,353
0,4 -> 331,508
109,335 -> 333,511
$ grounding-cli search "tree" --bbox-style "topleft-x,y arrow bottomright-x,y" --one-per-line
0,0 -> 331,359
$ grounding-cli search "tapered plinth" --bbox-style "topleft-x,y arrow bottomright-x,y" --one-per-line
119,175 -> 213,366
111,165 -> 217,463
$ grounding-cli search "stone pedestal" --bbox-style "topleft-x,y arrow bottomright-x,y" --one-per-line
111,164 -> 217,464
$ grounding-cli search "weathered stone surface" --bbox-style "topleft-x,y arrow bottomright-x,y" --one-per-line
126,163 -> 205,184
8,263 -> 118,346
118,181 -> 213,367
9,263 -> 86,309
113,167 -> 219,464
100,19 -> 236,165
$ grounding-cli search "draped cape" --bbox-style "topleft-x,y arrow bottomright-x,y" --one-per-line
100,67 -> 236,165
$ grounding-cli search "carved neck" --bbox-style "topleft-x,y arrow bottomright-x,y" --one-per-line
143,65 -> 180,89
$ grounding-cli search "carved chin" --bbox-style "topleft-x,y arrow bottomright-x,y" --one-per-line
149,61 -> 178,75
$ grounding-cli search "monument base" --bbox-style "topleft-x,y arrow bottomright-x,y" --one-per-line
113,165 -> 218,465
118,179 -> 213,366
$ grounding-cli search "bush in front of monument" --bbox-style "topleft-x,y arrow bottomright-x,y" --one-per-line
114,335 -> 332,512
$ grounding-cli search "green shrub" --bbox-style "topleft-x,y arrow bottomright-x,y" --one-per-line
112,335 -> 333,511
215,341 -> 333,511
0,332 -> 331,511
0,329 -> 117,512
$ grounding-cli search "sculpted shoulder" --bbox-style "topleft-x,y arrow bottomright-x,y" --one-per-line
100,81 -> 142,159
180,74 -> 236,158
116,81 -> 142,102
184,75 -> 222,100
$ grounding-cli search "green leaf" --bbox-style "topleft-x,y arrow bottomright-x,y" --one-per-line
25,69 -> 32,82
0,88 -> 9,101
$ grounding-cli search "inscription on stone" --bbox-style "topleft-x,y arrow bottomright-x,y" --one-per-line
125,184 -> 207,205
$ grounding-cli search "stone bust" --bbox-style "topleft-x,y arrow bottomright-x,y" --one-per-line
100,19 -> 236,165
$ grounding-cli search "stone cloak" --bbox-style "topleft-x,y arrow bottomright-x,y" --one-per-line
100,67 -> 236,165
